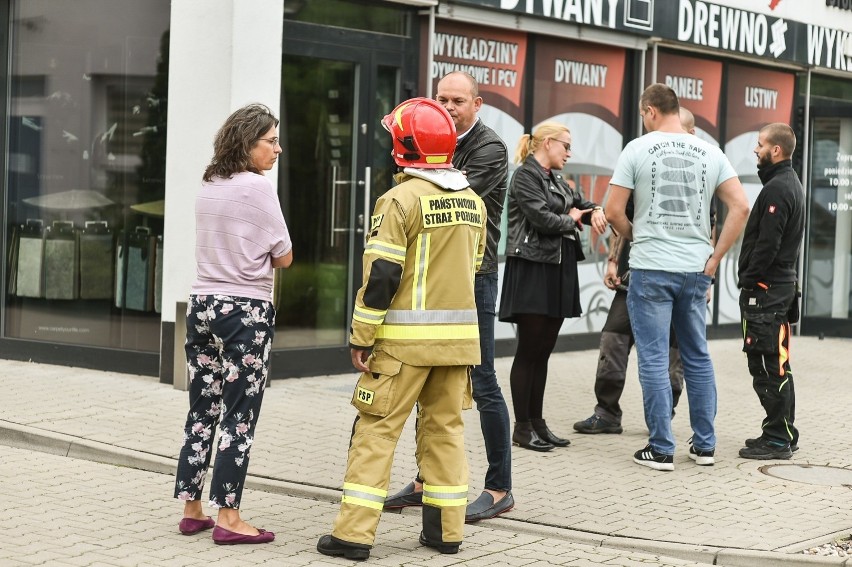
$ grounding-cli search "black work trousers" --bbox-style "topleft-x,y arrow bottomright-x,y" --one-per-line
739,283 -> 798,446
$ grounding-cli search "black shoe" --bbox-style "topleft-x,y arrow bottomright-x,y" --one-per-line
383,481 -> 422,509
465,491 -> 514,523
419,532 -> 459,554
633,444 -> 674,471
745,436 -> 798,452
317,534 -> 371,561
573,414 -> 623,434
512,421 -> 554,452
531,418 -> 570,447
688,444 -> 715,466
739,438 -> 793,460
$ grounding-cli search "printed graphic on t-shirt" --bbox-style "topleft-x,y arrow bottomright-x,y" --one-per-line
648,140 -> 709,233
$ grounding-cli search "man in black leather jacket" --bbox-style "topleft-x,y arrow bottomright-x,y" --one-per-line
737,122 -> 805,461
384,71 -> 514,523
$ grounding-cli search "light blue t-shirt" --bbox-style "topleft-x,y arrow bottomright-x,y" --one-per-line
610,131 -> 737,273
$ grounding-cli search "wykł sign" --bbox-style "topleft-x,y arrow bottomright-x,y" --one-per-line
452,0 -> 852,72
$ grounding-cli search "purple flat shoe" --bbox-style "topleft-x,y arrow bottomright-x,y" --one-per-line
178,516 -> 216,535
212,525 -> 275,545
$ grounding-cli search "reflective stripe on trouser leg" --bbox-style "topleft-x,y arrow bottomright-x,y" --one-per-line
332,363 -> 432,546
417,365 -> 469,545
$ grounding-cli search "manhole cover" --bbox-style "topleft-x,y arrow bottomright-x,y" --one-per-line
760,464 -> 852,487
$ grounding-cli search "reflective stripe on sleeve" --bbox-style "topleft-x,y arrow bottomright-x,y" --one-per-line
341,482 -> 388,511
365,239 -> 406,262
422,483 -> 468,508
353,305 -> 387,325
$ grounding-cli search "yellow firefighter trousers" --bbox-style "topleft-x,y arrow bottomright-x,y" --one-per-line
332,361 -> 470,546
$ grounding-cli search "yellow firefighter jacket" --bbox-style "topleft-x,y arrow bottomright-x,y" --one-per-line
350,169 -> 486,366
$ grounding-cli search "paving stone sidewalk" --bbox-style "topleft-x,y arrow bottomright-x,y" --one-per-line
1,336 -> 851,566
1,445 -> 714,566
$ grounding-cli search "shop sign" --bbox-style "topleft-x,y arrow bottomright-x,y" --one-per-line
651,52 -> 723,143
825,0 -> 852,11
723,64 -> 795,180
450,0 -> 852,72
430,21 -> 527,120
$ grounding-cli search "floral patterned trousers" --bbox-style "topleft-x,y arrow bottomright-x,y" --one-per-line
174,294 -> 275,509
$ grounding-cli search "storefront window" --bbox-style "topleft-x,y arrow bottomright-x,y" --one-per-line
3,1 -> 170,350
806,115 -> 852,319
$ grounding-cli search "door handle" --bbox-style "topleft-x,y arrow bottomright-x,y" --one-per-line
356,166 -> 371,235
330,166 -> 365,244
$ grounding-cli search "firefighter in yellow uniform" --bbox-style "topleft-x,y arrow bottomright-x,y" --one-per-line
317,98 -> 486,561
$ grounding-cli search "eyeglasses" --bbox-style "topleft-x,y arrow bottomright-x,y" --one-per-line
549,138 -> 571,152
258,137 -> 280,147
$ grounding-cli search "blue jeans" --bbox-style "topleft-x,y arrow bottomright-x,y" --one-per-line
626,270 -> 716,455
472,272 -> 512,491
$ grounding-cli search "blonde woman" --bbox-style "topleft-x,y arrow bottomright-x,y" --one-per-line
499,122 -> 607,452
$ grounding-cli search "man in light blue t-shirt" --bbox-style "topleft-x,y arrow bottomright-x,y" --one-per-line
606,83 -> 749,471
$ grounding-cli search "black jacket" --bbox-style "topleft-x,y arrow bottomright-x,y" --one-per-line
453,119 -> 508,273
738,159 -> 804,288
506,155 -> 597,264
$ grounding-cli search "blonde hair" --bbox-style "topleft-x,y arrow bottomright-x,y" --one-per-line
513,121 -> 570,164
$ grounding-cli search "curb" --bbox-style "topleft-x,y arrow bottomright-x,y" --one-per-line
2,421 -> 848,567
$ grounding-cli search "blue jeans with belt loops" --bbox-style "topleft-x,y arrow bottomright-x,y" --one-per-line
627,269 -> 716,456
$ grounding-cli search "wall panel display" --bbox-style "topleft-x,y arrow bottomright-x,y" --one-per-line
3,1 -> 169,351
528,37 -> 629,335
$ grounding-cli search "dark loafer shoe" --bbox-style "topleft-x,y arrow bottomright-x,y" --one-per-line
317,534 -> 371,561
465,491 -> 514,523
178,516 -> 215,535
383,481 -> 423,509
212,525 -> 275,545
419,532 -> 460,554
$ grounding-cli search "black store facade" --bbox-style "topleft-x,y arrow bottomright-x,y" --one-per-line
1,0 -> 850,382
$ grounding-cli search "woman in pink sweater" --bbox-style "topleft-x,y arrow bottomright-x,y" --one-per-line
173,104 -> 293,545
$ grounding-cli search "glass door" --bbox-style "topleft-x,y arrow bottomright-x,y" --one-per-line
803,111 -> 852,337
273,20 -> 413,356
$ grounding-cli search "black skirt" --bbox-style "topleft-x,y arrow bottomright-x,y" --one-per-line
499,238 -> 582,322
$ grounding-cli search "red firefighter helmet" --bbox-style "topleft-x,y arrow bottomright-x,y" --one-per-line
381,97 -> 456,169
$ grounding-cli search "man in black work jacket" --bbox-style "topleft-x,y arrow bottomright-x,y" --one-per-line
737,122 -> 805,461
384,71 -> 514,523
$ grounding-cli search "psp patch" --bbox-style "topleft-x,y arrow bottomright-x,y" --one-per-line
370,214 -> 384,232
356,386 -> 375,406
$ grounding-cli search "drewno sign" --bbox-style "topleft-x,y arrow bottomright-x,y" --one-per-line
453,0 -> 852,72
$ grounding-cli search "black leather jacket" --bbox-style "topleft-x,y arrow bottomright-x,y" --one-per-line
506,155 -> 598,264
453,119 -> 508,274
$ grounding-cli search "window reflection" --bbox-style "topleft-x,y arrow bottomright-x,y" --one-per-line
4,1 -> 170,350
284,0 -> 406,36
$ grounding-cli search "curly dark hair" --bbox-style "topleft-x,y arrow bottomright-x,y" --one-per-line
203,103 -> 279,182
